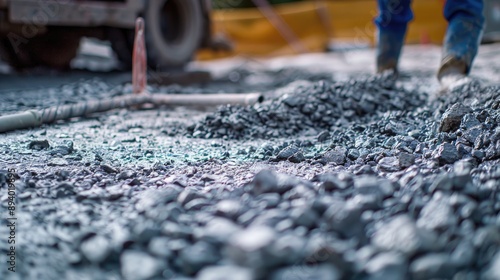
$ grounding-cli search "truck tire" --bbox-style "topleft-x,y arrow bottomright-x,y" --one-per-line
145,0 -> 204,70
107,28 -> 135,69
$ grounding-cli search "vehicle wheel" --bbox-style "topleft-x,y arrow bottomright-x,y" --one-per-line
145,0 -> 204,70
0,28 -> 80,71
107,27 -> 135,70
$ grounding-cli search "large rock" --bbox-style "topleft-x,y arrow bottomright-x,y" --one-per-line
276,144 -> 304,162
320,148 -> 347,165
378,157 -> 400,172
323,199 -> 364,238
250,170 -> 279,195
417,195 -> 458,232
197,265 -> 254,280
120,251 -> 164,280
372,215 -> 437,256
197,217 -> 241,244
271,264 -> 341,280
439,103 -> 472,132
398,152 -> 415,169
179,241 -> 220,275
482,251 -> 500,280
354,175 -> 394,199
28,139 -> 50,150
177,188 -> 206,206
313,173 -> 348,191
216,200 -> 243,220
409,254 -> 458,280
148,236 -> 173,258
268,233 -> 307,265
290,206 -> 319,228
433,143 -> 459,165
226,226 -> 277,268
135,186 -> 182,212
80,235 -> 111,263
365,252 -> 408,280
304,233 -> 351,274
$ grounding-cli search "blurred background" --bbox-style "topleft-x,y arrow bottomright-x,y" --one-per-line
0,0 -> 499,73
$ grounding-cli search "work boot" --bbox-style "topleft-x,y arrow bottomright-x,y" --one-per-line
376,30 -> 406,74
437,56 -> 469,92
438,11 -> 484,92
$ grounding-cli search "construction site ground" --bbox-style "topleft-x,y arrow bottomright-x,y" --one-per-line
1,43 -> 500,280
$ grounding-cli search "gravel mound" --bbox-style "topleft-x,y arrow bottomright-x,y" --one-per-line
3,160 -> 499,279
189,74 -> 427,139
1,73 -> 500,280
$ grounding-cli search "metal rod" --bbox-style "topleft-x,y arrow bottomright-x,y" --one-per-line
150,93 -> 263,107
0,111 -> 42,133
0,92 -> 263,133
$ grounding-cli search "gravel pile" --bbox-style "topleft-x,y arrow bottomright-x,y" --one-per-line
187,76 -> 500,279
3,160 -> 499,280
189,74 -> 427,139
1,72 -> 500,280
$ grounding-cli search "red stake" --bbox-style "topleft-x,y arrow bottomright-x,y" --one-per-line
132,17 -> 147,94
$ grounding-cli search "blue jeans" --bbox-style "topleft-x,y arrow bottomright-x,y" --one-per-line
375,0 -> 485,74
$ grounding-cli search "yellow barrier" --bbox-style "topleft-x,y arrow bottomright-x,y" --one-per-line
197,0 -> 447,60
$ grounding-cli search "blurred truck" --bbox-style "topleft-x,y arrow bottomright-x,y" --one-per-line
0,0 -> 214,70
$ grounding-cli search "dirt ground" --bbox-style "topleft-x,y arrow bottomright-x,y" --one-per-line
1,44 -> 500,280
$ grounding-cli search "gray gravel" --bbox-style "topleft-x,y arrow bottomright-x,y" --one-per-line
1,55 -> 500,280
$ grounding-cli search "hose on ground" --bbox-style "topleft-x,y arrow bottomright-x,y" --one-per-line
0,92 -> 263,133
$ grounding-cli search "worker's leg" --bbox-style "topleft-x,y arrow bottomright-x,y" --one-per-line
375,0 -> 413,73
438,0 -> 484,80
